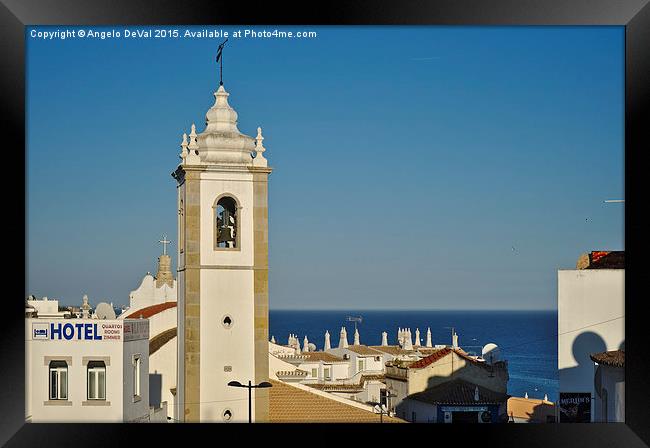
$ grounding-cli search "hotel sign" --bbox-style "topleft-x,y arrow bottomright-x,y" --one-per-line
30,319 -> 148,342
31,322 -> 122,341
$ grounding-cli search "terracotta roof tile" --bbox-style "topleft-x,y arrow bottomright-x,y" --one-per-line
346,345 -> 384,356
590,350 -> 625,367
408,348 -> 485,370
269,380 -> 405,423
369,345 -> 413,356
149,327 -> 177,355
125,302 -> 177,319
408,378 -> 509,405
303,352 -> 345,362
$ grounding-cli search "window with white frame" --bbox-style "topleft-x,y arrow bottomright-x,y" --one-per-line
324,367 -> 331,380
49,360 -> 68,400
133,355 -> 141,398
87,361 -> 106,400
358,359 -> 365,372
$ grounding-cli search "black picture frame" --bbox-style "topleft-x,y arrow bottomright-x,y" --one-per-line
3,0 -> 649,446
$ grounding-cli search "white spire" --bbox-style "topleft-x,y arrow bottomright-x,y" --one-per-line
452,330 -> 459,349
353,328 -> 360,345
270,335 -> 275,344
524,392 -> 528,399
426,327 -> 433,347
253,126 -> 268,167
397,328 -> 402,346
324,330 -> 331,350
339,327 -> 349,348
303,335 -> 309,352
415,328 -> 421,346
180,132 -> 188,160
184,124 -> 200,165
381,331 -> 388,346
544,393 -> 548,402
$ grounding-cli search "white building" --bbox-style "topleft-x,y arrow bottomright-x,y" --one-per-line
558,251 -> 624,423
25,296 -> 69,319
25,318 -> 156,422
173,80 -> 272,422
590,350 -> 625,422
119,240 -> 178,421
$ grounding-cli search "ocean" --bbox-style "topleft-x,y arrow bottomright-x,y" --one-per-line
269,310 -> 558,402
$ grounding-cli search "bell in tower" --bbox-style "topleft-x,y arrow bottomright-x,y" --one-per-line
215,196 -> 237,248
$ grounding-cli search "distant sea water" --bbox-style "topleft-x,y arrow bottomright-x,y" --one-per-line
269,310 -> 558,402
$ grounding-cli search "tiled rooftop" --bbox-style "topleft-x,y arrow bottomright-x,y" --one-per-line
407,348 -> 484,370
149,327 -> 177,355
303,352 -> 345,362
369,345 -> 414,356
346,345 -> 384,356
125,301 -> 177,319
590,350 -> 625,367
408,378 -> 509,405
269,380 -> 405,423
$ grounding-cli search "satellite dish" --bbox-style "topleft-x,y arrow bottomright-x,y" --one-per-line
308,343 -> 317,352
481,343 -> 500,364
95,302 -> 116,320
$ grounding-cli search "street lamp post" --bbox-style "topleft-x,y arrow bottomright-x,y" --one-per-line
369,401 -> 388,423
382,388 -> 397,417
227,380 -> 272,423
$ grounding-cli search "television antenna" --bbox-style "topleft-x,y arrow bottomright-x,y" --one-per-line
346,315 -> 363,332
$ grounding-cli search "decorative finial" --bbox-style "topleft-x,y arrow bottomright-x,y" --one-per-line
253,126 -> 268,167
180,133 -> 188,159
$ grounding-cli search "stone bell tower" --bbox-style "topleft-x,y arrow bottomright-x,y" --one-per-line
172,82 -> 271,422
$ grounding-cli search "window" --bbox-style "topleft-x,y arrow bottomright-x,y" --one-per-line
214,196 -> 238,249
133,355 -> 141,399
324,367 -> 331,380
49,360 -> 68,400
311,368 -> 318,378
87,361 -> 106,400
358,359 -> 364,372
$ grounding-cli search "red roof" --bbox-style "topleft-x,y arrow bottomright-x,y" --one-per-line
125,302 -> 177,319
408,348 -> 452,369
408,348 -> 482,370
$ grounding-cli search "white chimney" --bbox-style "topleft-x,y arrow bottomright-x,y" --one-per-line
324,330 -> 331,350
353,328 -> 360,345
415,328 -> 421,346
303,335 -> 309,352
403,329 -> 413,350
426,327 -> 433,347
339,327 -> 349,348
381,331 -> 388,346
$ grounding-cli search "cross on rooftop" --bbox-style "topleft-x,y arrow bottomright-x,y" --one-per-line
159,234 -> 171,255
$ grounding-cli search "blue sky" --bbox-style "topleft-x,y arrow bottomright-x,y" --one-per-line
26,26 -> 624,309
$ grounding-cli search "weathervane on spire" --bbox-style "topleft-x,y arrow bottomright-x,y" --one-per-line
216,38 -> 228,86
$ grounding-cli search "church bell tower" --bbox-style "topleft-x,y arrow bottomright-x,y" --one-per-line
172,81 -> 271,422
